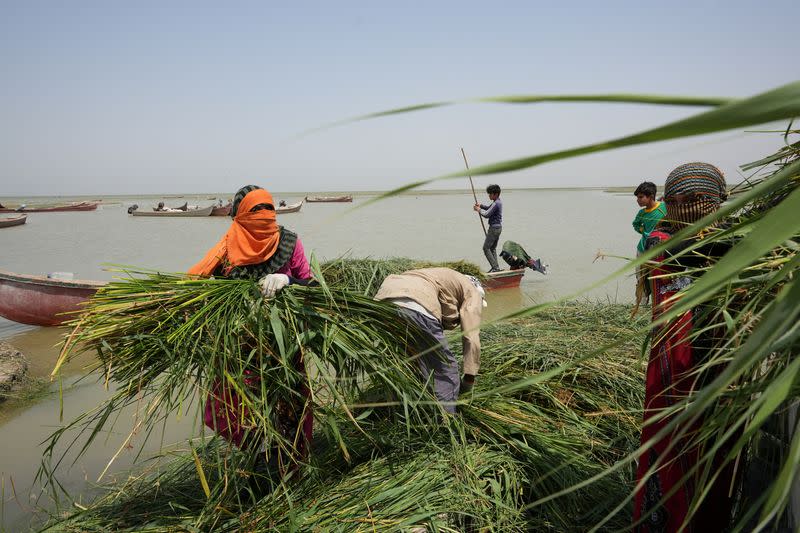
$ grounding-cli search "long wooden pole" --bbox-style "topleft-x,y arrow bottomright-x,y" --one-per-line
461,147 -> 487,236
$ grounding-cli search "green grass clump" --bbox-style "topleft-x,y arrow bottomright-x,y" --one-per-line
42,296 -> 645,532
320,257 -> 485,297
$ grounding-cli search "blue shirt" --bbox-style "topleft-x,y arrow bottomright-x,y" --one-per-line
479,199 -> 502,227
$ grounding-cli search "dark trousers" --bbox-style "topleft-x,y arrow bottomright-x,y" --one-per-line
483,225 -> 502,270
397,307 -> 460,413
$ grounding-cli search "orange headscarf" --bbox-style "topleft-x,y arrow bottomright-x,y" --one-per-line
188,189 -> 281,276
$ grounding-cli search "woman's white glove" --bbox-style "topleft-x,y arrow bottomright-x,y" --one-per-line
259,273 -> 290,298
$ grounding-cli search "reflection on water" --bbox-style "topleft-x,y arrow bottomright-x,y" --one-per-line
0,190 -> 638,529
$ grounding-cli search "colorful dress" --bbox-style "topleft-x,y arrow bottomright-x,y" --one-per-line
633,230 -> 734,532
203,231 -> 314,458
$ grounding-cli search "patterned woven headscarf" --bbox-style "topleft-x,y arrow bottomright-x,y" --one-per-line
662,162 -> 727,230
230,184 -> 262,217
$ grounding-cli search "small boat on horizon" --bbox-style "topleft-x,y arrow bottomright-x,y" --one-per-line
0,202 -> 99,213
276,201 -> 303,214
304,195 -> 353,203
0,215 -> 27,228
129,205 -> 214,217
0,270 -> 106,327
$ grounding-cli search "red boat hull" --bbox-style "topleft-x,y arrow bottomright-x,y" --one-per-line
482,269 -> 524,291
0,270 -> 105,326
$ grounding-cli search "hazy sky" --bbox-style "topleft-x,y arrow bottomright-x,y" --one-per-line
0,1 -> 797,196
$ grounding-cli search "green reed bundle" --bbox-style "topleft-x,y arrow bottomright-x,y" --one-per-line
43,301 -> 646,532
320,257 -> 485,297
44,268 -> 442,495
456,304 -> 646,530
46,433 -> 529,532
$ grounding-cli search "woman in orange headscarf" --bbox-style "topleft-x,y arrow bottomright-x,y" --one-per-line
189,185 -> 311,282
190,185 -> 313,464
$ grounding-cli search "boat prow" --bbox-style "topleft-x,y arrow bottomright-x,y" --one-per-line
482,269 -> 525,291
0,215 -> 27,228
0,270 -> 106,326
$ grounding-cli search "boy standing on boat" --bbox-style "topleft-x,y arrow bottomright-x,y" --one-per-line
474,184 -> 503,273
375,268 -> 486,412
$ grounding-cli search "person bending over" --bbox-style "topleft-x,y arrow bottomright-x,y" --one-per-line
375,267 -> 486,413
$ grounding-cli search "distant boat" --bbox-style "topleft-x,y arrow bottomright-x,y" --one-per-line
0,215 -> 27,228
482,269 -> 525,291
304,195 -> 353,203
0,270 -> 106,326
130,205 -> 214,217
0,202 -> 99,213
276,201 -> 303,214
211,205 -> 232,216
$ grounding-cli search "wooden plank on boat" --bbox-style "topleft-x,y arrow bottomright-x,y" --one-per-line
0,270 -> 106,326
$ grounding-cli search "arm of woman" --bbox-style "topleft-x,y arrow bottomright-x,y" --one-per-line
285,237 -> 313,282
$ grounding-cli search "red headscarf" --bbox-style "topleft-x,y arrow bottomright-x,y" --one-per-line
188,189 -> 280,276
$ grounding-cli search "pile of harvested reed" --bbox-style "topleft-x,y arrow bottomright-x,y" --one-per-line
44,267 -> 441,485
43,299 -> 645,532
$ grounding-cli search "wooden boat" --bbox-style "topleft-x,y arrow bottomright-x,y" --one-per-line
482,269 -> 525,291
304,195 -> 353,203
211,205 -> 232,216
0,215 -> 26,228
276,201 -> 303,214
130,205 -> 214,217
0,202 -> 98,213
0,270 -> 106,326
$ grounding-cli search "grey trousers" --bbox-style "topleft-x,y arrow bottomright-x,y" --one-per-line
483,225 -> 502,270
398,307 -> 460,413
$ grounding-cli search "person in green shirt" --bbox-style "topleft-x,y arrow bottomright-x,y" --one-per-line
632,181 -> 666,254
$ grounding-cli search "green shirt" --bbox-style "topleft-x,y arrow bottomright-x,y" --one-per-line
632,201 -> 666,253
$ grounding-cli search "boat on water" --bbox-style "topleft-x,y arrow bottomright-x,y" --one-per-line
0,215 -> 27,228
130,205 -> 214,217
211,205 -> 232,216
0,202 -> 99,213
304,195 -> 353,203
482,269 -> 525,291
0,270 -> 106,326
276,201 -> 303,214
